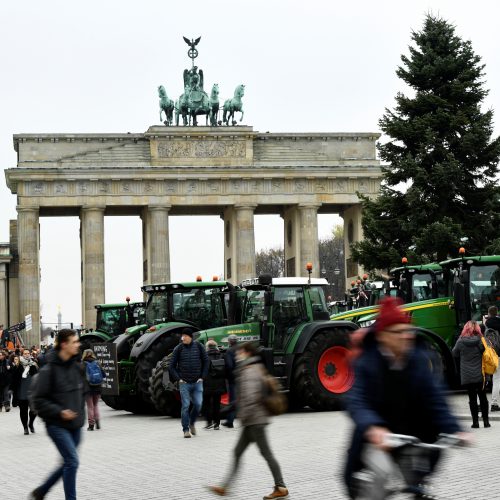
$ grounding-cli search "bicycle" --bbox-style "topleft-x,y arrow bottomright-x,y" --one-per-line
351,433 -> 466,499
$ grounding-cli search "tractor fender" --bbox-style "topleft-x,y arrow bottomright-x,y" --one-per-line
130,324 -> 197,361
292,320 -> 359,354
80,331 -> 111,343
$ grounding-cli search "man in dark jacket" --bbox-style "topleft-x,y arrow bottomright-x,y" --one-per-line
0,350 -> 12,411
344,297 -> 463,500
30,329 -> 85,500
485,305 -> 500,333
169,328 -> 208,438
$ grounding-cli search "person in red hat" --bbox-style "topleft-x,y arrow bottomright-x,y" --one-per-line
343,297 -> 466,500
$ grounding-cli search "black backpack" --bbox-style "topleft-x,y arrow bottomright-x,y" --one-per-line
209,356 -> 226,379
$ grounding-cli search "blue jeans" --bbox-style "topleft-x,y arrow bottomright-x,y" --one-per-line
226,381 -> 236,425
38,426 -> 81,500
179,381 -> 203,432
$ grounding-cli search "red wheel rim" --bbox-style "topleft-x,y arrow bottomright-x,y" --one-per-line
317,346 -> 354,393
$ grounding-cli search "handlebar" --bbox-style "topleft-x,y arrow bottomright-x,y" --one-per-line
382,433 -> 466,450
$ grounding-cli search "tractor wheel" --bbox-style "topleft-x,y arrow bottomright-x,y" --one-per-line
293,329 -> 354,411
101,394 -> 151,413
149,354 -> 181,417
136,334 -> 180,406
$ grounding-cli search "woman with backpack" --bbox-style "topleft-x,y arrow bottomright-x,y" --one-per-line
12,348 -> 39,434
82,349 -> 105,431
453,320 -> 489,428
203,339 -> 226,430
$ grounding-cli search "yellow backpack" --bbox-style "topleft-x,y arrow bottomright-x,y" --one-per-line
482,337 -> 499,376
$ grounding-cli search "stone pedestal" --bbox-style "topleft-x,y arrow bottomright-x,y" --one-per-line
343,204 -> 364,282
223,205 -> 256,283
142,205 -> 171,285
283,204 -> 320,277
80,207 -> 105,330
17,207 -> 40,346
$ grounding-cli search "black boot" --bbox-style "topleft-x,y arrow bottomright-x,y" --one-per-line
87,424 -> 94,431
480,400 -> 491,428
24,427 -> 29,435
469,401 -> 479,428
96,420 -> 101,430
29,489 -> 45,500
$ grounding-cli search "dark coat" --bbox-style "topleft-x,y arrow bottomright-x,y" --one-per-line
344,330 -> 460,493
32,349 -> 86,430
452,336 -> 485,386
224,345 -> 237,383
169,341 -> 209,384
13,363 -> 38,400
0,358 -> 12,386
204,348 -> 226,394
485,316 -> 500,333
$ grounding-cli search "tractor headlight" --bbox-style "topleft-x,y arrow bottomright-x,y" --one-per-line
359,319 -> 376,328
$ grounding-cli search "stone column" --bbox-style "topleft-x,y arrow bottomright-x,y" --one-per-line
0,263 -> 8,329
343,204 -> 364,283
17,207 -> 40,347
146,205 -> 171,285
223,205 -> 256,283
235,205 -> 256,282
298,204 -> 320,278
80,206 -> 105,330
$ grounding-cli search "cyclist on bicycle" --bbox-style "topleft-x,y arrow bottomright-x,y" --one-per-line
344,297 -> 465,499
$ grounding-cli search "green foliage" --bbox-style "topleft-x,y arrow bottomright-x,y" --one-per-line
255,247 -> 285,278
352,14 -> 500,271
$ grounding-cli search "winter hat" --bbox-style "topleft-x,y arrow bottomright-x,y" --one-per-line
374,297 -> 411,333
181,328 -> 194,338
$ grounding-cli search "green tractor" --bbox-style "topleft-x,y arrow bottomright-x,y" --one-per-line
79,299 -> 146,351
149,275 -> 359,414
346,253 -> 500,388
102,279 -> 242,414
330,262 -> 447,325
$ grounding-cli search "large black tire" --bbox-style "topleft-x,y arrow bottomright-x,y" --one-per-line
293,329 -> 353,411
149,353 -> 181,417
101,394 -> 151,413
136,334 -> 180,406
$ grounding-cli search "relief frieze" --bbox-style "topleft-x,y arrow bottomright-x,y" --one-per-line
157,140 -> 245,158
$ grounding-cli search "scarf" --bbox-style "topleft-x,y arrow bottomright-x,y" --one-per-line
20,356 -> 34,378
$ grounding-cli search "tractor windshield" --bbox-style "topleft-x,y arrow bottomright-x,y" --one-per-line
145,293 -> 169,325
96,308 -> 126,336
171,288 -> 225,329
470,264 -> 500,320
244,290 -> 265,322
412,273 -> 433,301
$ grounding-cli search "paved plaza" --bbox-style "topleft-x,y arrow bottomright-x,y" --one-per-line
1,394 -> 499,500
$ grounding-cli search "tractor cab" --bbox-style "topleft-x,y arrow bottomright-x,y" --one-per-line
240,276 -> 330,352
440,254 -> 500,324
95,301 -> 145,338
390,263 -> 448,303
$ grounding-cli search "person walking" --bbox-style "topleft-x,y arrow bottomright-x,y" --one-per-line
222,334 -> 238,428
344,297 -> 464,499
208,342 -> 289,499
82,349 -> 105,431
169,328 -> 208,438
0,350 -> 12,412
453,320 -> 490,428
13,348 -> 38,434
485,305 -> 500,333
203,339 -> 226,430
30,329 -> 85,500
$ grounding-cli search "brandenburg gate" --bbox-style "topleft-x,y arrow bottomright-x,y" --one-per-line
3,37 -> 382,345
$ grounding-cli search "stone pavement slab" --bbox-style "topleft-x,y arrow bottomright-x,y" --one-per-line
1,393 -> 499,500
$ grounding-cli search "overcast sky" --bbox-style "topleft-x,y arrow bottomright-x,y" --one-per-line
1,0 -> 500,327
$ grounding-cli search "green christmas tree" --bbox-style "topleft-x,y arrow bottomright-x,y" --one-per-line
352,14 -> 500,272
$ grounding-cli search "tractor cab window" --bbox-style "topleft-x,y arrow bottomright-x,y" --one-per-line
412,273 -> 433,301
308,286 -> 330,320
470,264 -> 500,320
272,287 -> 307,350
145,293 -> 169,325
172,288 -> 225,329
96,308 -> 126,336
243,290 -> 265,322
